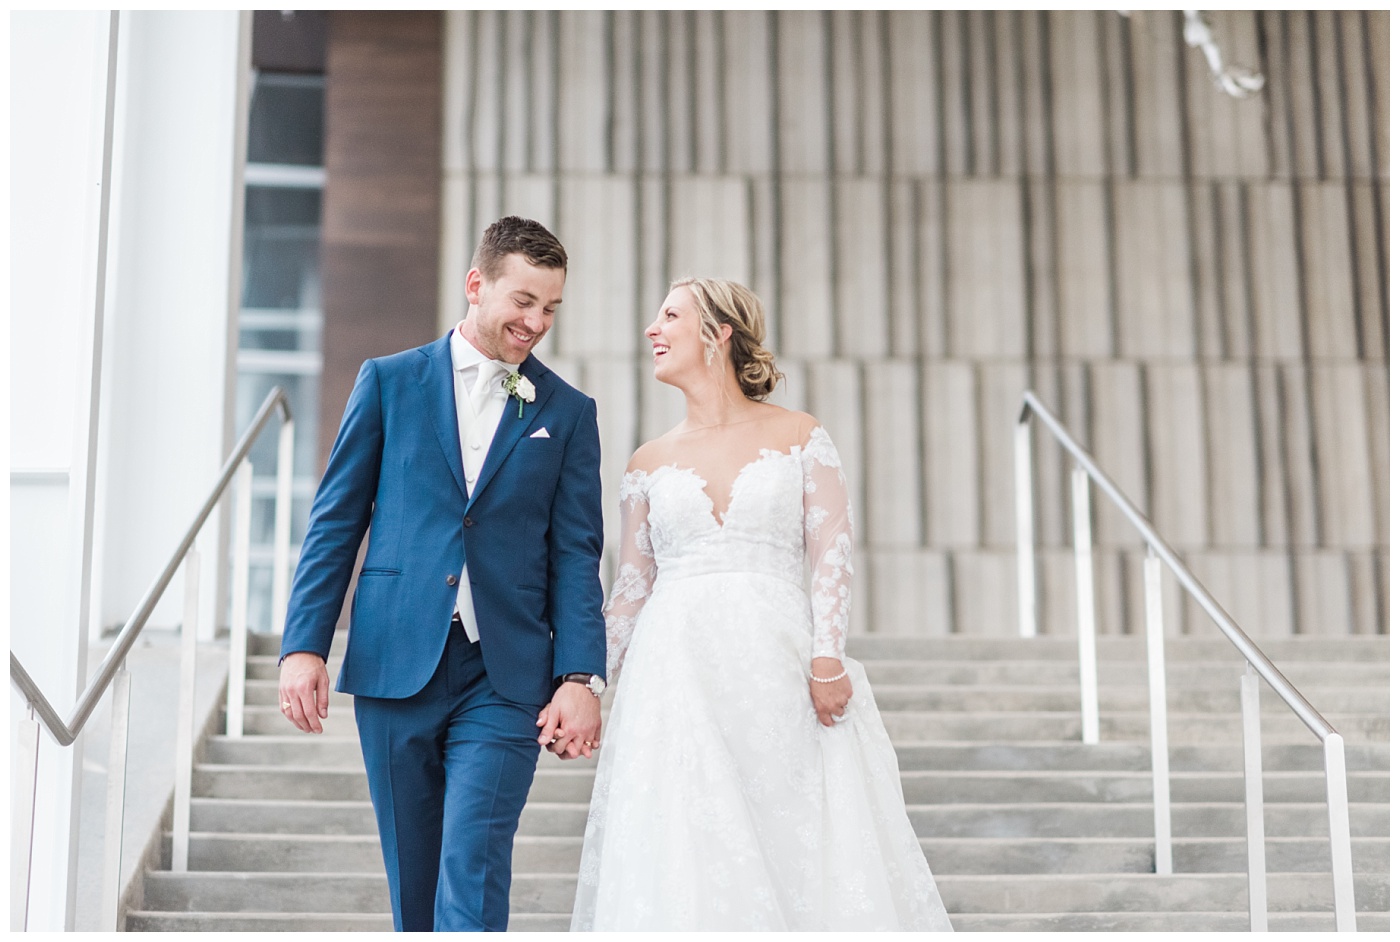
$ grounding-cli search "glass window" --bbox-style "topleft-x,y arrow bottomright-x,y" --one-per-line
247,74 -> 325,166
233,70 -> 325,632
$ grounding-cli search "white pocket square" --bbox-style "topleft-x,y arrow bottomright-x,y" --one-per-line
529,427 -> 551,439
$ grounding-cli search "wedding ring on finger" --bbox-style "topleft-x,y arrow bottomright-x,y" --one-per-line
832,713 -> 849,725
281,701 -> 292,711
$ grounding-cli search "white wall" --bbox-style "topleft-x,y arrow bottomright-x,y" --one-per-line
94,10 -> 246,640
10,9 -> 247,929
10,10 -> 118,930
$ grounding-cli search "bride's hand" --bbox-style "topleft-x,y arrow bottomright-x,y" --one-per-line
809,657 -> 853,727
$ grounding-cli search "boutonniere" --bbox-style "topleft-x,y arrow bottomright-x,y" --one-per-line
504,371 -> 535,418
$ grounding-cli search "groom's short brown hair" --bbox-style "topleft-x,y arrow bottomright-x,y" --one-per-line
472,216 -> 568,281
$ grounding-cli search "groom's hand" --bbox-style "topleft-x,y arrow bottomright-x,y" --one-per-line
536,682 -> 602,760
279,651 -> 330,734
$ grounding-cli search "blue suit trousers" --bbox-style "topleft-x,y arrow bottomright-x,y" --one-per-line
354,627 -> 542,931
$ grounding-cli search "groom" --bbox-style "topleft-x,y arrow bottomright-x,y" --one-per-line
278,216 -> 607,931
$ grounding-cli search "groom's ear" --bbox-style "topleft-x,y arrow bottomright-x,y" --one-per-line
464,268 -> 484,306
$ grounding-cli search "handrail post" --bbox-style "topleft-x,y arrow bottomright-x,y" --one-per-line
1240,663 -> 1267,930
1014,416 -> 1037,638
1071,466 -> 1100,745
271,418 -> 294,635
11,709 -> 40,930
226,460 -> 253,738
100,664 -> 132,929
172,549 -> 200,872
1324,733 -> 1357,931
1143,549 -> 1173,874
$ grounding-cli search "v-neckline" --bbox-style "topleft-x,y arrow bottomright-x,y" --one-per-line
651,447 -> 795,531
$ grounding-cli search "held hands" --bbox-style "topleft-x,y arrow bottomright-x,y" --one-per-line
809,656 -> 853,727
279,651 -> 330,734
536,681 -> 602,760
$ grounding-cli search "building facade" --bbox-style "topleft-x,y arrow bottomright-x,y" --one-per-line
8,8 -> 1388,929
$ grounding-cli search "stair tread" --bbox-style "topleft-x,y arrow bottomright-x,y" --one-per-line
141,634 -> 1388,928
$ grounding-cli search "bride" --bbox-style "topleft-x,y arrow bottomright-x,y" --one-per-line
568,278 -> 952,931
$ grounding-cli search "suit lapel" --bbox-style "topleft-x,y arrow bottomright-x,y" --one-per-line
418,333 -> 468,500
468,354 -> 556,508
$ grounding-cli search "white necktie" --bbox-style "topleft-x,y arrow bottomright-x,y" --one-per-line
470,361 -> 503,417
457,360 -> 505,642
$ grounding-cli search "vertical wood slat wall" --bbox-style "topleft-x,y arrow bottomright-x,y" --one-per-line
439,10 -> 1388,638
322,12 -> 443,466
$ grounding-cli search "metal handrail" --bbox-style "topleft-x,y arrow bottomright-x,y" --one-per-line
1014,388 -> 1356,931
1016,392 -> 1335,738
9,387 -> 291,745
10,386 -> 293,931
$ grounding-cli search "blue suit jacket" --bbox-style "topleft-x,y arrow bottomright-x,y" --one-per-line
280,332 -> 607,706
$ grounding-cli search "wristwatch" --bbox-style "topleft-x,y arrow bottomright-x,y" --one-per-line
559,672 -> 606,698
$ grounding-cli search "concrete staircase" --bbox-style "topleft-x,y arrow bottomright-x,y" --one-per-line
126,632 -> 1390,931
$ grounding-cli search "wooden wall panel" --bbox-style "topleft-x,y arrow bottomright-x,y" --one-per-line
321,11 -> 442,468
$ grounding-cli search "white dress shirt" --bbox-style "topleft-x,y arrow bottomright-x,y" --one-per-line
450,327 -> 512,642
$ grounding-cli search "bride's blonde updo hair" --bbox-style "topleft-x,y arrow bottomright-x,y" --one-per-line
671,277 -> 784,401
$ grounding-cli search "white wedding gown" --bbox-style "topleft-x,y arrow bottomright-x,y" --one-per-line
571,427 -> 952,931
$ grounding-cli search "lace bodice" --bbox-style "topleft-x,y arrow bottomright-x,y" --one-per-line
604,426 -> 854,680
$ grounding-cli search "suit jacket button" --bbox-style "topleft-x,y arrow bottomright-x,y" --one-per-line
463,516 -> 474,528
446,574 -> 457,586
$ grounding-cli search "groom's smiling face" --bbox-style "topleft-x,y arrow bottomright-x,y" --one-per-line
462,252 -> 565,364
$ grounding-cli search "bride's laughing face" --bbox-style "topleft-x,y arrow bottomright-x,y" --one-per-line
645,287 -> 706,387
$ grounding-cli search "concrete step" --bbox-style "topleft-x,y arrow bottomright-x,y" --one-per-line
168,833 -> 384,873
162,909 -> 1378,933
238,674 -> 1388,713
201,735 -> 1391,775
858,658 -> 1392,687
245,631 -> 1390,662
186,793 -> 1390,841
905,802 -> 1389,840
869,683 -> 1388,715
508,833 -> 1391,877
194,765 -> 372,801
947,910 -> 1392,931
166,826 -> 1390,878
242,652 -> 1391,690
503,910 -> 1395,932
876,710 -> 1390,743
125,911 -> 395,932
138,869 -> 1391,915
137,631 -> 1386,931
229,703 -> 1390,743
191,798 -> 377,835
890,741 -> 1391,774
193,761 -> 1387,805
845,635 -> 1390,662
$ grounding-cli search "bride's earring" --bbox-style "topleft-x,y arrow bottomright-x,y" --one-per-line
705,346 -> 715,366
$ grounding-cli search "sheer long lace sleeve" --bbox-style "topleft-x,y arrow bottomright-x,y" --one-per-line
801,427 -> 855,662
604,470 -> 656,682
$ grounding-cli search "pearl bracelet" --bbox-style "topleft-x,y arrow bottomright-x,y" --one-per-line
809,668 -> 848,684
